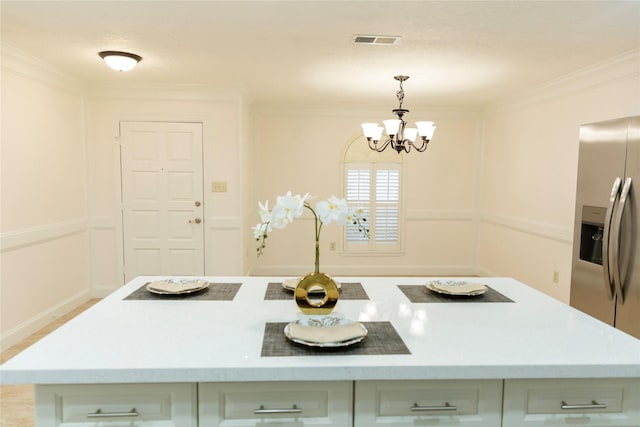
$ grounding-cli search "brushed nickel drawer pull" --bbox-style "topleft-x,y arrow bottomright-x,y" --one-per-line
254,404 -> 302,415
87,408 -> 139,418
411,402 -> 457,411
561,400 -> 607,410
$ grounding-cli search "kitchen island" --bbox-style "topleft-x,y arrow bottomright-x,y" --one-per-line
2,276 -> 639,426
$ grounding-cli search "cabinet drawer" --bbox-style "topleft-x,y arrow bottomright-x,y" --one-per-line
199,381 -> 352,426
503,378 -> 640,426
354,379 -> 503,427
35,383 -> 197,427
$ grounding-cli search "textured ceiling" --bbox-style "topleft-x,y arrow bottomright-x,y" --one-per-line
1,1 -> 639,108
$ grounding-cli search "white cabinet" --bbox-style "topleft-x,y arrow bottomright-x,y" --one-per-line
198,381 -> 352,427
354,379 -> 503,427
34,383 -> 197,427
503,378 -> 640,426
32,378 -> 640,427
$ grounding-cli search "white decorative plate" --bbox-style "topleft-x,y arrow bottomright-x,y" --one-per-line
146,279 -> 209,295
282,278 -> 341,293
426,280 -> 488,296
284,315 -> 367,347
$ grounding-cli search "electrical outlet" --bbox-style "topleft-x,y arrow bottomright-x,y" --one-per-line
553,271 -> 559,284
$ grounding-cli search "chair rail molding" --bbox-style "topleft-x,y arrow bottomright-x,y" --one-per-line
479,212 -> 573,244
405,209 -> 474,221
1,218 -> 89,252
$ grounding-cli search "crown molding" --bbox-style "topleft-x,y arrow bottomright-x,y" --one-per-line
1,43 -> 86,95
252,102 -> 482,120
85,84 -> 253,104
483,49 -> 640,117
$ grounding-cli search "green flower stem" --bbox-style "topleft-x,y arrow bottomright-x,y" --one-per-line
305,202 -> 322,274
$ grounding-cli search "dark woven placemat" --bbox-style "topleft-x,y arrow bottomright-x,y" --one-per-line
264,282 -> 369,300
397,284 -> 514,303
261,321 -> 410,357
124,282 -> 242,301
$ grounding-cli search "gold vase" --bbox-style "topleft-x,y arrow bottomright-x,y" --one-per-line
294,271 -> 339,314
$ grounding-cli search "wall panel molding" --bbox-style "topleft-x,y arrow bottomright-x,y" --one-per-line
1,218 -> 89,252
479,212 -> 573,244
206,216 -> 242,230
89,216 -> 118,230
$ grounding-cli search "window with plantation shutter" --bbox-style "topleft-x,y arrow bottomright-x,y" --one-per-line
344,162 -> 402,252
375,168 -> 399,242
346,168 -> 370,242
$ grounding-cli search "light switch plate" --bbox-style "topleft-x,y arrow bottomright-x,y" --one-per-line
212,181 -> 227,192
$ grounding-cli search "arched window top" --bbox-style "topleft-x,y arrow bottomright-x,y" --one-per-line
342,135 -> 404,164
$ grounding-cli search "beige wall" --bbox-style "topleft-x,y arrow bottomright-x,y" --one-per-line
249,108 -> 480,276
478,51 -> 640,302
1,47 -> 90,349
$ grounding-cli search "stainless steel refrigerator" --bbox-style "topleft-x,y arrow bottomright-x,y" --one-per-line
571,116 -> 639,339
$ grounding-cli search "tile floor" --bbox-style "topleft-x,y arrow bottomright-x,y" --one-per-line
0,299 -> 101,427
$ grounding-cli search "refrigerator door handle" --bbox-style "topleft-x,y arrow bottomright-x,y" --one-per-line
602,177 -> 622,301
611,177 -> 632,304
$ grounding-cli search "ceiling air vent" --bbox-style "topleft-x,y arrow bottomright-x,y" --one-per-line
353,35 -> 401,45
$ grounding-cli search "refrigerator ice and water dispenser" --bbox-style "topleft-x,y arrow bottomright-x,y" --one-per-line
579,206 -> 606,265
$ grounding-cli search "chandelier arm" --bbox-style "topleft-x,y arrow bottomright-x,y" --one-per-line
390,138 -> 400,153
377,138 -> 394,152
396,139 -> 411,153
368,137 -> 392,152
410,138 -> 430,152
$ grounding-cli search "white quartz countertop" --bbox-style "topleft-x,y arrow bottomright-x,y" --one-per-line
2,276 -> 639,385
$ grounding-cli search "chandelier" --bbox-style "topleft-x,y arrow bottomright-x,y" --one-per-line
361,76 -> 436,153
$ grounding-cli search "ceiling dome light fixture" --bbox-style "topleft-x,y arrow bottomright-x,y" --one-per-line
98,50 -> 142,72
361,76 -> 436,153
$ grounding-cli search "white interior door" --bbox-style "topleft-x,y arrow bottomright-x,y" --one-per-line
120,121 -> 204,282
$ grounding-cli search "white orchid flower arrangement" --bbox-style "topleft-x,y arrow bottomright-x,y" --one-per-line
253,191 -> 369,272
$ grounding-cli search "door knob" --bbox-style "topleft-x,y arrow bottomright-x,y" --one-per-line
189,218 -> 202,224
195,201 -> 201,207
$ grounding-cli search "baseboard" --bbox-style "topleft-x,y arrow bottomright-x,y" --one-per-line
0,288 -> 92,352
